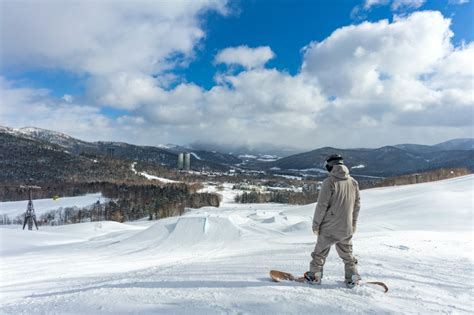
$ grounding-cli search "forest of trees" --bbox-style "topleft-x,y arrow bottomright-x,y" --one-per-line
235,191 -> 318,205
1,180 -> 205,202
372,168 -> 470,188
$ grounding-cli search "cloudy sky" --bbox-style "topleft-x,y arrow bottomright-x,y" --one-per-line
0,0 -> 472,150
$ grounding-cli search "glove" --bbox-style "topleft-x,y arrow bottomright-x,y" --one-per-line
312,223 -> 320,236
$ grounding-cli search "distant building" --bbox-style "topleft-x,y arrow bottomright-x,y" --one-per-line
178,153 -> 184,169
184,153 -> 191,170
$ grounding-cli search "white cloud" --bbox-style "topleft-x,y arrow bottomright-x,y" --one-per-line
448,0 -> 469,4
87,73 -> 163,110
364,0 -> 390,9
300,10 -> 473,143
0,0 -> 228,111
0,77 -> 114,140
287,12 -> 472,147
206,69 -> 325,116
364,0 -> 426,10
429,43 -> 474,99
133,68 -> 326,132
1,0 -> 227,76
302,11 -> 456,108
142,83 -> 206,125
391,0 -> 426,10
62,94 -> 74,103
215,46 -> 275,69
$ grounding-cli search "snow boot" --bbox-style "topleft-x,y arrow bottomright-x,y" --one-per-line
345,274 -> 361,289
304,271 -> 322,285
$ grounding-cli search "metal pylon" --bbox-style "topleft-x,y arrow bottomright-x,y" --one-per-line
22,185 -> 40,230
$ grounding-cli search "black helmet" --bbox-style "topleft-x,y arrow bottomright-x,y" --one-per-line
324,154 -> 343,172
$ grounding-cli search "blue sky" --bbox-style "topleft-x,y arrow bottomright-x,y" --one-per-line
1,0 -> 473,149
187,0 -> 473,88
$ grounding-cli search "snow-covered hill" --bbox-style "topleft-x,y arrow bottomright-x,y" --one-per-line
0,126 -> 91,151
16,126 -> 85,149
0,176 -> 473,314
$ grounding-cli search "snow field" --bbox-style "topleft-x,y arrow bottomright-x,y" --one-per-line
0,175 -> 473,314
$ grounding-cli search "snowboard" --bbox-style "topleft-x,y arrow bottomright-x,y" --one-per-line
269,270 -> 388,293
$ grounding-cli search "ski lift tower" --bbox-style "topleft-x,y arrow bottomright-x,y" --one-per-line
21,184 -> 41,230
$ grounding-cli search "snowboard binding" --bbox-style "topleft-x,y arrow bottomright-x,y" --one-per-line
345,274 -> 361,289
304,271 -> 322,285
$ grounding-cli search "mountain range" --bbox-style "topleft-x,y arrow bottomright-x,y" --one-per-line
1,126 -> 239,170
264,144 -> 474,178
1,126 -> 472,181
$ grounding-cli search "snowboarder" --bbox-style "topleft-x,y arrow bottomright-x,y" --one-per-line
304,154 -> 361,288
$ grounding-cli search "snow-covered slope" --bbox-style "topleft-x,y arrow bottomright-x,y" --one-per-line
130,162 -> 178,183
0,176 -> 473,314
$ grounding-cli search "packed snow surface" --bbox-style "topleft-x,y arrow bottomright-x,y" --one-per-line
1,176 -> 473,314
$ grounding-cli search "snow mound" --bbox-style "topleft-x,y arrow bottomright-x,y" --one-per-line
261,215 -> 303,226
247,211 -> 274,221
116,216 -> 242,252
115,221 -> 173,251
282,221 -> 311,233
228,213 -> 251,225
261,216 -> 278,224
165,216 -> 241,247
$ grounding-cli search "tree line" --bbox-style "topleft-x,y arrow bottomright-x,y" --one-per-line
235,191 -> 318,205
1,182 -> 221,226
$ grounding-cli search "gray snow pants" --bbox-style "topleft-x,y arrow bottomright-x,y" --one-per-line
309,234 -> 359,280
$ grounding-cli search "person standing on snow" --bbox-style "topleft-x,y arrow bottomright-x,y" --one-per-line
304,154 -> 361,288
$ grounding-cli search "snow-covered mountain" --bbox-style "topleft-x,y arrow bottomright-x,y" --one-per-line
433,138 -> 474,151
16,126 -> 89,149
1,176 -> 472,314
0,126 -> 95,153
394,138 -> 474,153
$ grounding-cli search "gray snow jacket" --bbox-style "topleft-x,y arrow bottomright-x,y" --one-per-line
312,164 -> 360,240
